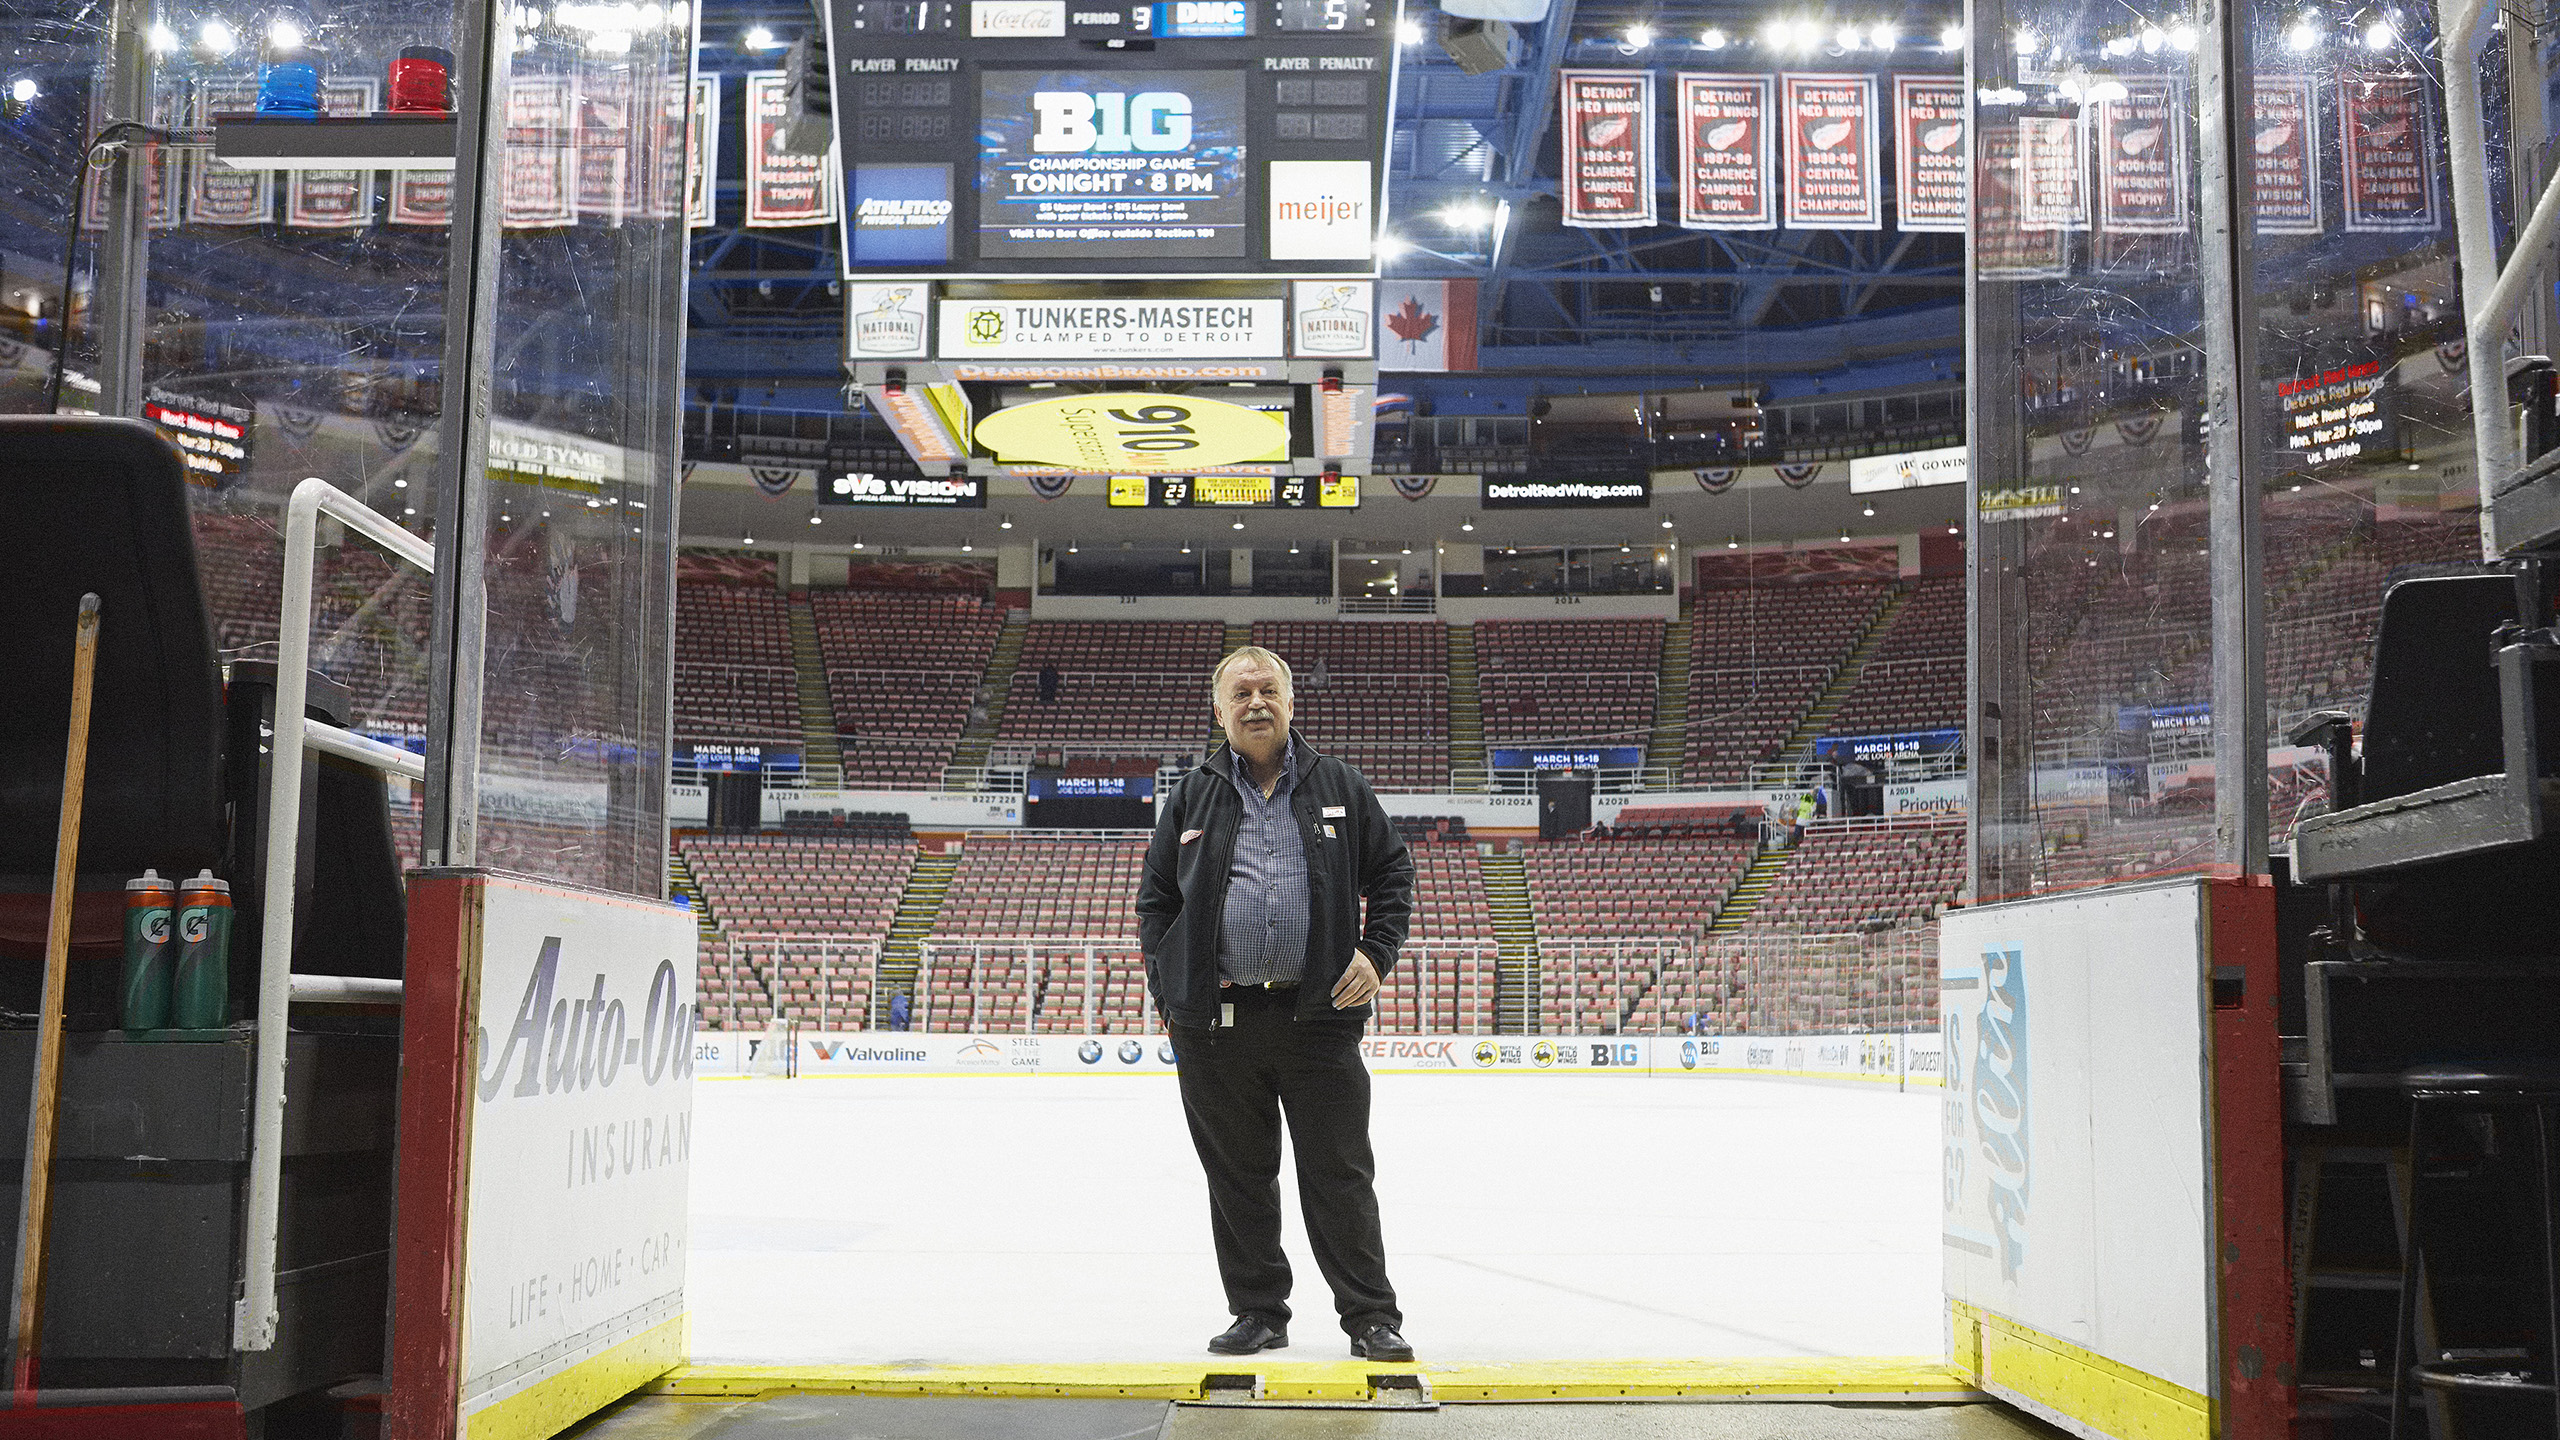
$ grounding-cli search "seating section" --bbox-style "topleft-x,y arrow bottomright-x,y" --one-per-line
997,621 -> 1225,747
1631,926 -> 1938,1036
1521,833 -> 1755,1032
1826,578 -> 1964,737
674,582 -> 798,740
1747,819 -> 1965,931
1383,824 -> 1497,1032
813,589 -> 1006,785
1686,582 -> 1889,781
924,833 -> 1149,1032
680,832 -> 915,1028
1477,618 -> 1664,743
1251,620 -> 1449,789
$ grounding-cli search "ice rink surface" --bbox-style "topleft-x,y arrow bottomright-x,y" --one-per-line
686,1072 -> 1942,1366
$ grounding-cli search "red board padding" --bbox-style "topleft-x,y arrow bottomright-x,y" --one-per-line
2209,876 -> 2297,1437
385,872 -> 477,1440
0,1402 -> 244,1439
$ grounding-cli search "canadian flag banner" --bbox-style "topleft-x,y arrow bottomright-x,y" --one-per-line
1375,281 -> 1479,372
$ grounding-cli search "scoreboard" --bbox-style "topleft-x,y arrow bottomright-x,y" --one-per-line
1106,473 -> 1359,506
822,0 -> 1399,279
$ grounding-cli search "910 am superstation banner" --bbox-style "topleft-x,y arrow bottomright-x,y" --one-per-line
695,1027 -> 1944,1083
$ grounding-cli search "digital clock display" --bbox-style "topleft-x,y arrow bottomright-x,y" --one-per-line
1274,0 -> 1372,30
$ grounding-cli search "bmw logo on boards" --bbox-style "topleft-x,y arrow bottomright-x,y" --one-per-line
1078,1039 -> 1104,1065
1118,1039 -> 1145,1065
1158,1040 -> 1178,1065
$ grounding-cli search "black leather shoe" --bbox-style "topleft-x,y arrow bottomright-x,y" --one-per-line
1208,1315 -> 1288,1354
1350,1323 -> 1414,1362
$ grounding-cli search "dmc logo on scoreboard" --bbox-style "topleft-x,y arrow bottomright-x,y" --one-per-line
1159,0 -> 1249,33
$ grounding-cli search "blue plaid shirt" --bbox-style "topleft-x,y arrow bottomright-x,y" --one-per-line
1218,743 -> 1310,986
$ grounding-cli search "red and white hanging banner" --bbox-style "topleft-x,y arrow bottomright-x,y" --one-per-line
2097,78 -> 2186,234
1559,70 -> 1656,228
1375,279 -> 1478,371
287,78 -> 380,229
746,70 -> 839,227
685,74 -> 719,226
1781,73 -> 1880,230
1893,76 -> 1967,233
187,79 -> 271,225
2339,73 -> 2440,233
505,73 -> 579,229
2251,74 -> 2321,235
2017,114 -> 2087,230
634,66 -> 688,222
1975,123 -> 2068,279
577,61 -> 636,222
1675,73 -> 1772,230
82,91 -> 181,231
389,169 -> 454,226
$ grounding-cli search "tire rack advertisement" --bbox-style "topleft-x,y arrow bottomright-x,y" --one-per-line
2253,74 -> 2321,235
1675,74 -> 1773,231
1560,70 -> 1657,228
2018,114 -> 2087,230
188,79 -> 271,224
1975,124 -> 2068,277
459,880 -> 696,1431
2339,72 -> 2440,233
1780,73 -> 1879,230
1893,76 -> 1967,233
978,69 -> 1249,258
506,74 -> 579,228
286,78 -> 379,229
747,70 -> 841,227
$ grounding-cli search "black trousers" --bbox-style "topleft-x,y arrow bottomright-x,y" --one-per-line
1170,986 -> 1400,1336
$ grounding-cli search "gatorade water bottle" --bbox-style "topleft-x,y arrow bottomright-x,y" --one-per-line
171,871 -> 233,1030
120,868 -> 175,1032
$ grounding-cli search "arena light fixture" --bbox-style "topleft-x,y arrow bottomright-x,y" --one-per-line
742,534 -> 753,544
2140,22 -> 2164,50
1940,20 -> 1963,48
403,507 -> 417,516
2364,17 -> 2395,47
1231,519 -> 1245,530
393,477 -> 408,488
267,17 -> 304,50
1862,503 -> 1875,516
2011,26 -> 2038,53
1066,540 -> 1077,552
1396,15 -> 1423,43
2168,20 -> 2198,48
1869,20 -> 1897,48
2284,13 -> 2321,49
1727,535 -> 1740,548
808,514 -> 822,525
999,515 -> 1013,529
1622,22 -> 1654,49
9,77 -> 36,105
500,513 -> 510,523
852,537 -> 865,548
1375,233 -> 1411,262
743,23 -> 774,47
1834,23 -> 1862,48
147,21 -> 179,51
1697,25 -> 1726,47
1947,521 -> 1960,535
1461,517 -> 1475,531
1659,516 -> 1673,528
1839,530 -> 1851,543
200,17 -> 238,53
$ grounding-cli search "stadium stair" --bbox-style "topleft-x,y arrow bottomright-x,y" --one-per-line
1477,848 -> 1539,1032
1203,621 -> 1253,751
1774,584 -> 1914,770
1709,844 -> 1793,935
668,848 -> 716,939
1643,591 -> 1694,784
877,848 -> 961,1014
785,594 -> 845,788
1446,624 -> 1488,791
946,610 -> 1030,783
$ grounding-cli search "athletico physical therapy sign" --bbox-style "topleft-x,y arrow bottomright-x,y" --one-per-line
390,871 -> 700,1440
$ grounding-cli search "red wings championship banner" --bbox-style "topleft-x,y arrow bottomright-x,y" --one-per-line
686,75 -> 719,226
288,78 -> 380,229
1893,76 -> 1967,232
188,79 -> 271,225
2252,74 -> 2321,235
505,73 -> 579,229
2018,114 -> 2087,230
747,69 -> 840,227
2339,73 -> 2440,233
1559,70 -> 1657,228
1975,123 -> 2069,279
1676,74 -> 1773,230
1781,73 -> 1880,230
2098,79 -> 2186,233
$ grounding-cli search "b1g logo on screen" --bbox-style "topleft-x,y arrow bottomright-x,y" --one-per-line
1033,91 -> 1194,153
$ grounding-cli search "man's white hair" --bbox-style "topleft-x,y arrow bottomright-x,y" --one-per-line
1209,646 -> 1295,708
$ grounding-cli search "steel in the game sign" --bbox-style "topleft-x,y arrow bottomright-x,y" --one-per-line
1675,74 -> 1772,231
1894,76 -> 1967,233
2097,79 -> 2186,234
1781,73 -> 1880,230
2339,73 -> 2439,233
2252,75 -> 2320,235
1560,70 -> 1656,228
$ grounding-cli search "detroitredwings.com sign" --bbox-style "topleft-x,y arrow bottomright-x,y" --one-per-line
458,881 -> 699,1429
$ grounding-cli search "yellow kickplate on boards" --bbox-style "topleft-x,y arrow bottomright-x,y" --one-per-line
654,1355 -> 1978,1404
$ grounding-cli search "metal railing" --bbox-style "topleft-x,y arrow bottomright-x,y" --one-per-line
239,477 -> 432,1353
708,934 -> 883,1029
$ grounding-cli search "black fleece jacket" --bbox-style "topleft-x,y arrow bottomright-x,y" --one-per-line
1136,733 -> 1415,1029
